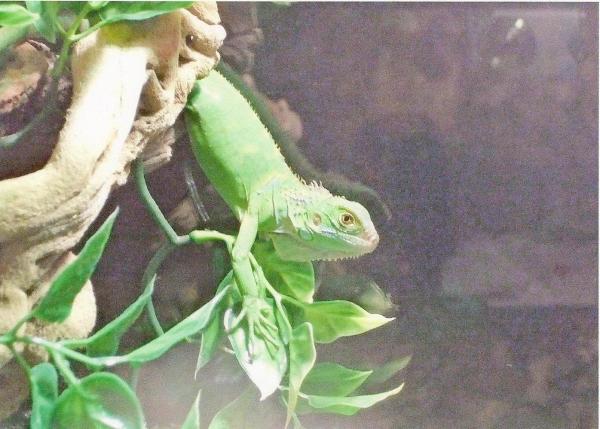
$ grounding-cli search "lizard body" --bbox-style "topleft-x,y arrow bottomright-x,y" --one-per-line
184,69 -> 379,265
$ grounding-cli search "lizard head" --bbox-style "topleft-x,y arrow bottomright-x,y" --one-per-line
269,185 -> 379,261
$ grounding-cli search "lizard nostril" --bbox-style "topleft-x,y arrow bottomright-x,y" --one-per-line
363,230 -> 379,248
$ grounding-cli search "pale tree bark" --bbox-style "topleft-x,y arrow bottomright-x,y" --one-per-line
0,2 -> 224,419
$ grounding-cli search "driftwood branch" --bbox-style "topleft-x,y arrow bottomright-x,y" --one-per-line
0,3 -> 224,417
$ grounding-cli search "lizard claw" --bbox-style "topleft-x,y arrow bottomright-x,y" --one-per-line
226,296 -> 282,360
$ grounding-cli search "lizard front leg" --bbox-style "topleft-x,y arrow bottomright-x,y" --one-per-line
228,202 -> 282,354
232,209 -> 260,297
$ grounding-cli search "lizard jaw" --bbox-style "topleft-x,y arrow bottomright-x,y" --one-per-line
269,227 -> 379,262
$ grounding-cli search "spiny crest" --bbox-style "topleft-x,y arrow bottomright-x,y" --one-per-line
284,180 -> 334,205
219,70 -> 286,160
307,180 -> 351,203
306,180 -> 334,197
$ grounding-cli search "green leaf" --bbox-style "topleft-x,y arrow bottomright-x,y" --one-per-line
88,1 -> 109,10
287,299 -> 393,344
30,363 -> 58,429
253,241 -> 315,303
180,391 -> 201,429
194,271 -> 234,377
33,209 -> 118,323
363,355 -> 411,388
108,284 -> 231,366
25,1 -> 58,43
195,309 -> 223,375
195,273 -> 236,374
302,383 -> 404,416
224,299 -> 287,400
0,3 -> 39,27
286,323 -> 315,427
51,372 -> 145,429
207,387 -> 257,429
85,275 -> 157,357
97,2 -> 193,24
301,363 -> 372,397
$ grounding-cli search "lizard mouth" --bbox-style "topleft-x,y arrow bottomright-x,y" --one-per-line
269,228 -> 380,262
361,229 -> 379,253
313,230 -> 379,261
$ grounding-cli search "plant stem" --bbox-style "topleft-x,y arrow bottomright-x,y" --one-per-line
129,365 -> 140,391
15,335 -> 104,369
70,20 -> 104,42
142,241 -> 187,337
135,158 -> 221,337
189,229 -> 235,250
3,312 -> 33,340
8,344 -> 31,378
49,349 -> 80,387
49,4 -> 90,86
0,110 -> 51,148
134,159 -> 187,246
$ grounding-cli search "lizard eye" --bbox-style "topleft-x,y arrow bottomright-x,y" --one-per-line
340,212 -> 355,226
312,214 -> 322,226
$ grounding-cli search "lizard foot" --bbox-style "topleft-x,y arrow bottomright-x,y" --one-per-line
225,296 -> 281,360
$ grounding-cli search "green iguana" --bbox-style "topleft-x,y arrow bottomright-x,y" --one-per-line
184,69 -> 379,295
163,62 -> 389,241
185,70 -> 379,263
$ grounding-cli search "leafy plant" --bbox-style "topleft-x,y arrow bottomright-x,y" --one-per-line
0,164 -> 407,427
0,2 -> 409,427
